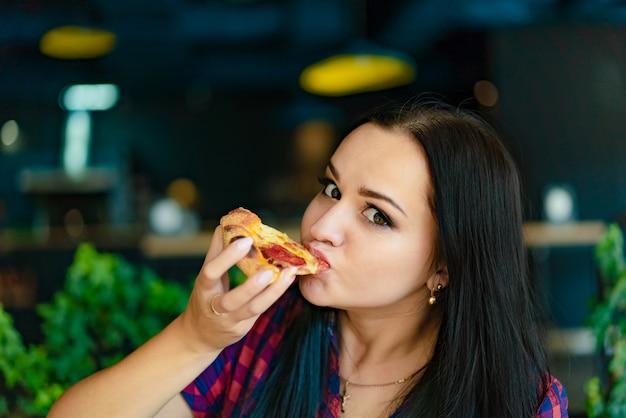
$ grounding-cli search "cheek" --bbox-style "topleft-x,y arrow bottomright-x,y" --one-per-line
357,239 -> 435,287
382,244 -> 427,271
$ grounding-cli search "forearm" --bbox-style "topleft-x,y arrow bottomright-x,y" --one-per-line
48,315 -> 219,418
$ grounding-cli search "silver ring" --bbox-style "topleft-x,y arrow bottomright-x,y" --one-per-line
210,294 -> 227,317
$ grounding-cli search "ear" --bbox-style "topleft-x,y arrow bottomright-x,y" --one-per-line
427,265 -> 449,290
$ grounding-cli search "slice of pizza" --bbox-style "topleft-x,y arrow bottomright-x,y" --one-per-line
220,207 -> 329,282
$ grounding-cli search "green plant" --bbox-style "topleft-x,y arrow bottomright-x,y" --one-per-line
0,302 -> 62,417
585,223 -> 626,417
0,243 -> 190,417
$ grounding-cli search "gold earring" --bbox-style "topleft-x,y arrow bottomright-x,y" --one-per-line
428,284 -> 443,305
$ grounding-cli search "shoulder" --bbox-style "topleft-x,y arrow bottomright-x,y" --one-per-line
537,375 -> 569,418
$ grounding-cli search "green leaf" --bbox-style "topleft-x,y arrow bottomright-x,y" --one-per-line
595,223 -> 626,282
585,376 -> 606,418
586,223 -> 626,416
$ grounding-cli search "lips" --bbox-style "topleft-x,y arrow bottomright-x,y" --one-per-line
304,244 -> 331,272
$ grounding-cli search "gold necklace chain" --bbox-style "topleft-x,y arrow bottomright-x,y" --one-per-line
340,372 -> 417,387
339,369 -> 421,414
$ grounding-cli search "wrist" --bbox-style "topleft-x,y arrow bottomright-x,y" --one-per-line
171,313 -> 223,359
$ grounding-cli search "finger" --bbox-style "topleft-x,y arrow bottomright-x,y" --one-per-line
203,226 -> 225,264
221,267 -> 297,316
204,226 -> 232,289
210,294 -> 227,317
197,227 -> 228,292
199,235 -> 253,288
247,267 -> 297,316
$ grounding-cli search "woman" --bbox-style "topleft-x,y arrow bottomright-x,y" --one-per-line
49,100 -> 568,417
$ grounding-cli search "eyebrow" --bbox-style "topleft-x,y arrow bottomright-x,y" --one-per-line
327,160 -> 407,217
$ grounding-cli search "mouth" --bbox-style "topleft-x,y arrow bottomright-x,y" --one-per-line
304,243 -> 331,271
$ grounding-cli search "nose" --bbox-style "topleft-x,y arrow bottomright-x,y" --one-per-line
309,203 -> 345,247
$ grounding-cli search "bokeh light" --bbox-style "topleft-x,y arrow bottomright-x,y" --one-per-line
1,120 -> 19,147
167,178 -> 198,209
473,80 -> 499,107
64,208 -> 85,238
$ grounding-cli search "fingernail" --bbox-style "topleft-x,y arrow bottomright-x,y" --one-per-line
257,270 -> 274,285
235,237 -> 253,250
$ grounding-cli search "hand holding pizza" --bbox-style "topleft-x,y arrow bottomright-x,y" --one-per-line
179,207 -> 327,353
177,226 -> 294,353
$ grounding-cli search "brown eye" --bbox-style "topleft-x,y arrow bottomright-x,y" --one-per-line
363,207 -> 390,226
323,183 -> 341,199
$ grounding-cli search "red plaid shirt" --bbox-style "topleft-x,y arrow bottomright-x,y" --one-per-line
182,285 -> 568,417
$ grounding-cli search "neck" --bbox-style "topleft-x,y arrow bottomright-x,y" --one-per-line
337,306 -> 441,384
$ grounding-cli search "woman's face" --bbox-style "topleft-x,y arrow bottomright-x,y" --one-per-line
299,122 -> 443,313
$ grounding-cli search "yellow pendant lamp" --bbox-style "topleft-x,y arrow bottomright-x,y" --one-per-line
40,25 -> 116,59
300,37 -> 416,97
299,0 -> 417,97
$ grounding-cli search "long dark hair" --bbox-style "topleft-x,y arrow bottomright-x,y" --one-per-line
247,99 -> 550,417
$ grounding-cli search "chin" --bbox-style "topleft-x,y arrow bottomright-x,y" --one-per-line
297,275 -> 330,307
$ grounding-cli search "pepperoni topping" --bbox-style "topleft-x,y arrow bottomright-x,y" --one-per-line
261,243 -> 306,267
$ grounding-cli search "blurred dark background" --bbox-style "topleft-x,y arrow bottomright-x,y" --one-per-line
1,1 -> 625,414
1,0 -> 625,222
